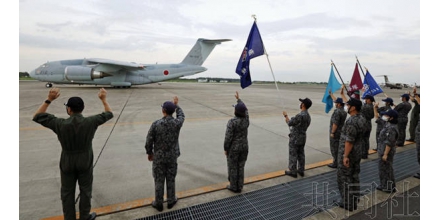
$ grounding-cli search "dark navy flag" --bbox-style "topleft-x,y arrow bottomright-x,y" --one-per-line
322,65 -> 342,113
236,21 -> 265,89
361,70 -> 383,99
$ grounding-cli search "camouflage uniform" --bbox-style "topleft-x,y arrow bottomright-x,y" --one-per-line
337,113 -> 366,211
287,110 -> 311,175
360,103 -> 374,158
375,106 -> 391,149
145,106 -> 185,205
408,100 -> 420,140
329,107 -> 347,166
394,101 -> 412,145
377,122 -> 399,191
415,121 -> 420,164
224,99 -> 249,191
33,111 -> 113,220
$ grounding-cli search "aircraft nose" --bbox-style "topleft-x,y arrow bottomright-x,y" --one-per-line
29,69 -> 35,78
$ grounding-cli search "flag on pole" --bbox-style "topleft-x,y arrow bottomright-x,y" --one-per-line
322,65 -> 342,113
236,21 -> 265,89
347,63 -> 363,99
361,69 -> 383,98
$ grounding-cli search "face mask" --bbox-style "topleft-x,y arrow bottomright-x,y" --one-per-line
362,99 -> 366,104
381,116 -> 389,121
299,103 -> 302,109
344,105 -> 349,112
382,102 -> 386,106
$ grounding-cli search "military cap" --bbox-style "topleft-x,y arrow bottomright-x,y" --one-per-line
162,101 -> 176,114
299,98 -> 312,109
346,97 -> 362,108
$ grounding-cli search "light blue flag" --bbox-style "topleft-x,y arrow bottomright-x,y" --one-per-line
322,65 -> 342,113
361,70 -> 383,99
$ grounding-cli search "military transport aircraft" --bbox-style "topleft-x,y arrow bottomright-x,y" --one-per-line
29,38 -> 231,88
377,75 -> 403,89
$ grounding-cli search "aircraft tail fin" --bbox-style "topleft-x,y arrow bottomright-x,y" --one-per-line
383,75 -> 389,83
181,38 -> 231,66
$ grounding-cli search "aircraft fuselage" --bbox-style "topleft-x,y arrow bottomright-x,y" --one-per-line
28,38 -> 231,88
29,59 -> 207,87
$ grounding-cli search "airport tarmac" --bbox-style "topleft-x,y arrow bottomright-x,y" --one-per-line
19,81 -> 418,219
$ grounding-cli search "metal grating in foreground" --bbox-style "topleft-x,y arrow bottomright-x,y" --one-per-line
136,148 -> 419,220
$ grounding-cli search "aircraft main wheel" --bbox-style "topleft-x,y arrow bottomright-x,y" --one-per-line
46,83 -> 53,88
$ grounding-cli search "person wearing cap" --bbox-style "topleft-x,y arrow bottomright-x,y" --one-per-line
327,91 -> 347,168
375,109 -> 399,193
360,94 -> 375,159
224,91 -> 249,193
336,97 -> 366,211
394,93 -> 412,146
407,87 -> 420,142
145,96 -> 185,212
373,97 -> 394,151
33,87 -> 113,220
282,98 -> 312,178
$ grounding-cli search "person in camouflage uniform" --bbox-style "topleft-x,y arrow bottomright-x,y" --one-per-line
414,93 -> 420,179
328,91 -> 347,168
374,108 -> 399,193
360,95 -> 375,159
336,98 -> 366,211
33,88 -> 113,220
394,94 -> 412,146
283,98 -> 312,178
407,88 -> 420,142
224,91 -> 250,193
145,96 -> 185,212
373,97 -> 393,151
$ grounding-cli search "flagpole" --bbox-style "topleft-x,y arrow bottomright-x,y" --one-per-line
331,60 -> 348,93
253,15 -> 285,109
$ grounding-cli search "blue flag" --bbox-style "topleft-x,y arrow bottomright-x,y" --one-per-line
361,70 -> 383,99
236,21 -> 265,89
322,65 -> 342,113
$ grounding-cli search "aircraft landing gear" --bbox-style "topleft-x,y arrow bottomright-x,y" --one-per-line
45,83 -> 53,88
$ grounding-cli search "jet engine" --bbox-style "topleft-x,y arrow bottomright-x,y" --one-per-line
64,66 -> 111,81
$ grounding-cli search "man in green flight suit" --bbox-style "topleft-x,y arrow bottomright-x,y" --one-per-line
33,87 -> 113,220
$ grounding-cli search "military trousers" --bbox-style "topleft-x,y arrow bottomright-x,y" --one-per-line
409,117 -> 420,140
60,167 -> 93,220
362,122 -> 372,158
227,149 -> 248,191
329,136 -> 339,165
396,119 -> 409,146
288,143 -> 305,174
378,151 -> 395,190
415,122 -> 420,165
152,158 -> 178,204
337,156 -> 361,210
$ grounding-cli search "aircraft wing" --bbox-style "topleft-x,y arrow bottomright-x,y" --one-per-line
86,58 -> 146,70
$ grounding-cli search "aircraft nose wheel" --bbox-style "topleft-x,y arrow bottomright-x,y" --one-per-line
46,83 -> 53,88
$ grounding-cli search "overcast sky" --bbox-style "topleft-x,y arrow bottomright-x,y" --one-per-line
19,0 -> 420,85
